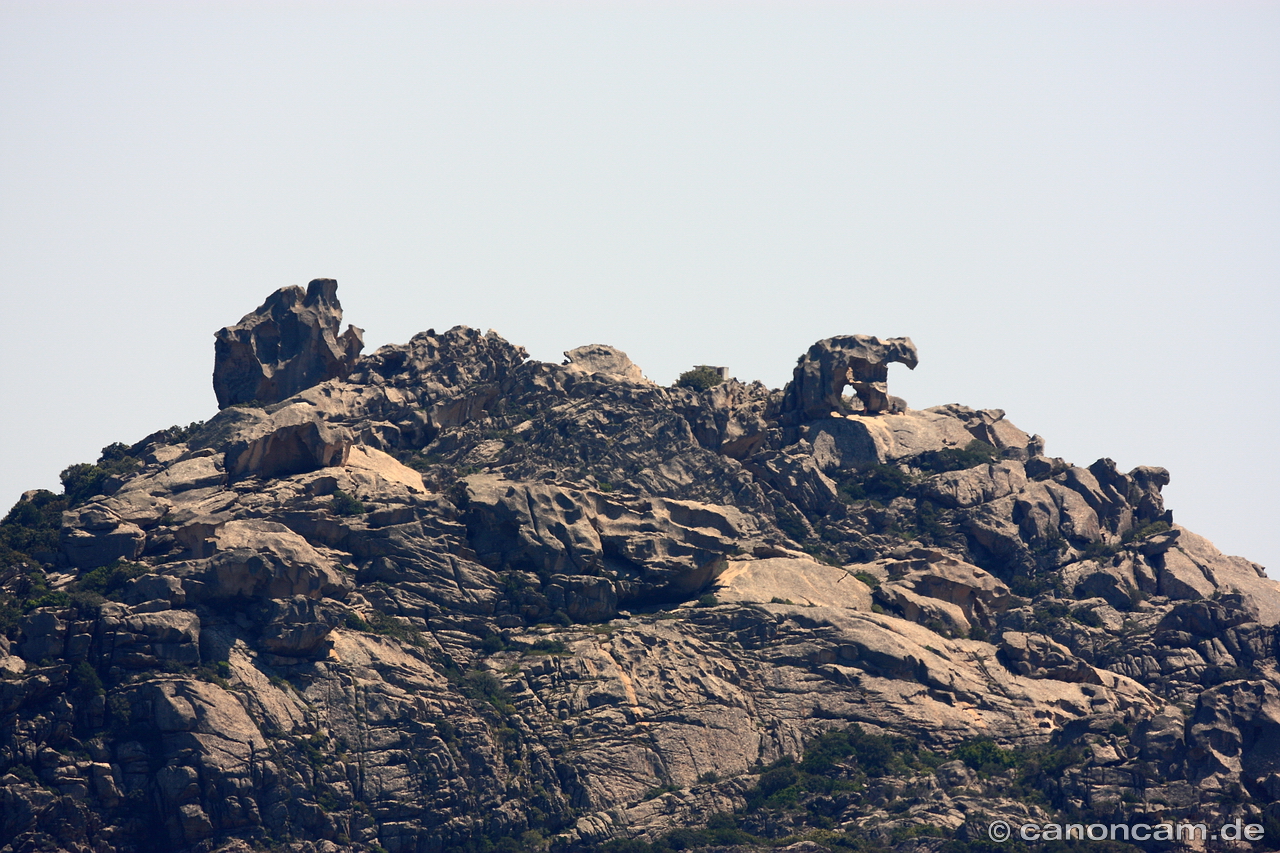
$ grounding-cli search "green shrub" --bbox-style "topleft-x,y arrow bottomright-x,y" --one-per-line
521,638 -> 567,655
59,444 -> 141,506
163,421 -> 205,444
69,661 -> 104,699
76,559 -> 151,598
775,505 -> 809,541
1123,520 -> 1170,543
462,669 -> 515,714
364,611 -> 423,645
834,465 -> 915,503
913,440 -> 1000,475
853,571 -> 880,590
1070,606 -> 1103,628
642,783 -> 681,801
331,489 -> 366,516
674,366 -> 725,392
195,663 -> 232,689
0,490 -> 67,564
1080,539 -> 1122,561
949,737 -> 1020,776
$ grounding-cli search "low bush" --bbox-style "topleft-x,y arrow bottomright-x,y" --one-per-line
1123,520 -> 1170,543
77,559 -> 152,598
331,490 -> 366,516
834,465 -> 915,503
913,440 -> 1000,475
60,443 -> 141,507
674,367 -> 724,392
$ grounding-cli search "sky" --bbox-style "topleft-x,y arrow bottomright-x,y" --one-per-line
2,1 -> 1277,571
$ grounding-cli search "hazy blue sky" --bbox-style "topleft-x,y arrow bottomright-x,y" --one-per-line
3,2 -> 1278,571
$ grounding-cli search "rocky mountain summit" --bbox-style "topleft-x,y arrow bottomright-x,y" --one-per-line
1,281 -> 1278,853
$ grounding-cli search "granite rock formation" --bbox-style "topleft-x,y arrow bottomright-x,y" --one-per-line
0,281 -> 1277,853
213,279 -> 364,409
778,335 -> 919,424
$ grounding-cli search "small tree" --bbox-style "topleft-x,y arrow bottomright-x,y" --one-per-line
675,366 -> 724,392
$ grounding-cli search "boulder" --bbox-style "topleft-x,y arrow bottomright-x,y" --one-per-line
744,443 -> 841,514
213,278 -> 363,409
343,445 -> 427,495
873,550 -> 1012,634
60,516 -> 146,569
109,609 -> 202,668
122,455 -> 225,496
1164,527 -> 1280,625
181,520 -> 350,601
562,344 -> 649,384
671,378 -> 774,460
779,335 -> 919,423
222,404 -> 353,481
804,407 -> 1034,472
544,575 -> 619,622
18,610 -> 67,662
923,462 -> 1027,509
1188,681 -> 1280,792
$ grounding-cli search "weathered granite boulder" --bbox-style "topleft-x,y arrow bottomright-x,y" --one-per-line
713,557 -> 873,609
1188,680 -> 1280,794
60,518 -> 146,569
177,519 -> 351,601
873,550 -> 1012,636
672,378 -> 775,460
219,403 -> 353,481
779,334 -> 918,423
213,278 -> 363,409
804,406 -> 1038,472
744,442 -> 842,514
562,344 -> 650,384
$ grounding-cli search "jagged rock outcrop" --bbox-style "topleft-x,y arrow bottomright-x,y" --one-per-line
213,278 -> 364,409
2,282 -> 1277,853
779,334 -> 919,424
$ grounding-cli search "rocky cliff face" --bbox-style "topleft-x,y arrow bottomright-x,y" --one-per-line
1,282 -> 1277,853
